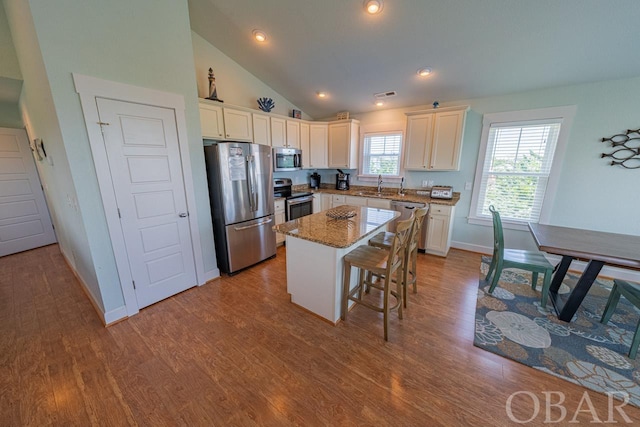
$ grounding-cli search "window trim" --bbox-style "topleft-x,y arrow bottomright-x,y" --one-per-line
357,125 -> 405,182
468,105 -> 577,230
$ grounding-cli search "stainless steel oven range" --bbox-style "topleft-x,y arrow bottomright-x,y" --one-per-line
273,178 -> 313,221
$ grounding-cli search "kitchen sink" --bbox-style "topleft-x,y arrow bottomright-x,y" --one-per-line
355,191 -> 385,197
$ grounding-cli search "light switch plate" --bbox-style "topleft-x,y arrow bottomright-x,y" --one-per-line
465,182 -> 472,190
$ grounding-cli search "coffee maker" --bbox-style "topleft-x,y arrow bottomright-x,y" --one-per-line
336,169 -> 350,190
310,172 -> 321,189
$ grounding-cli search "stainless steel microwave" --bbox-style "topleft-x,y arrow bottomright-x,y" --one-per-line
273,147 -> 302,171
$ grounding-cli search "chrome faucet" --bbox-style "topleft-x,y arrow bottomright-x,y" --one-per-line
377,174 -> 383,194
398,176 -> 405,195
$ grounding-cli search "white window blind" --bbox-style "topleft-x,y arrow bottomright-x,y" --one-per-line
475,120 -> 562,223
362,132 -> 402,176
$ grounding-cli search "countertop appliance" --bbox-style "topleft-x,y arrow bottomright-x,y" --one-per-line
274,178 -> 314,220
390,200 -> 428,252
309,172 -> 321,189
336,169 -> 350,190
430,185 -> 453,199
273,147 -> 302,171
204,142 -> 276,274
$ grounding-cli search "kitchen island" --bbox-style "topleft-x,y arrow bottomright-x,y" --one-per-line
273,206 -> 399,324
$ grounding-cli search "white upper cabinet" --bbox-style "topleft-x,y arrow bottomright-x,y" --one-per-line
328,120 -> 359,169
252,113 -> 271,146
307,123 -> 328,169
223,108 -> 253,141
286,120 -> 301,149
199,102 -> 225,139
271,117 -> 287,147
300,122 -> 311,167
404,105 -> 468,171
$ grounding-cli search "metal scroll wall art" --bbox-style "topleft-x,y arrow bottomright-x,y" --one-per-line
601,128 -> 640,169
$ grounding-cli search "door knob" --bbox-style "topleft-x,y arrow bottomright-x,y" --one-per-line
179,212 -> 188,218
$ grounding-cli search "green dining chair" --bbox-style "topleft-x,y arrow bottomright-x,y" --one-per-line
601,279 -> 640,359
486,205 -> 555,307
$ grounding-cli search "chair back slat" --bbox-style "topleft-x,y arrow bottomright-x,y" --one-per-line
386,218 -> 412,278
488,205 -> 504,259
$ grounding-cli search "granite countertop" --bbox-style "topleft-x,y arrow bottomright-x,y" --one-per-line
273,205 -> 399,248
293,184 -> 460,206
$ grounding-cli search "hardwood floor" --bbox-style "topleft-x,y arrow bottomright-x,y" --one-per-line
1,244 -> 638,425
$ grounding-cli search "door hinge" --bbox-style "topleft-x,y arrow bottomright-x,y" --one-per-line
117,208 -> 121,218
132,280 -> 136,289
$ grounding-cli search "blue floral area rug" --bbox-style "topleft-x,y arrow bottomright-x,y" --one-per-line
475,256 -> 640,408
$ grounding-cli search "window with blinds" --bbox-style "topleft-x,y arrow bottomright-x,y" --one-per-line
361,132 -> 402,176
475,120 -> 562,223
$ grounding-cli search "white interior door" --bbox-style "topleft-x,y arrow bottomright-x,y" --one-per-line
0,127 -> 56,257
96,98 -> 196,308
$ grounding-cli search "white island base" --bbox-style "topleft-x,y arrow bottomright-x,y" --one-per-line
285,233 -> 376,324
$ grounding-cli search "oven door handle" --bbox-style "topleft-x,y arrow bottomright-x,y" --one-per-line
287,196 -> 314,205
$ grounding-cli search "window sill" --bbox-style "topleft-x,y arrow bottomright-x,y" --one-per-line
468,216 -> 532,232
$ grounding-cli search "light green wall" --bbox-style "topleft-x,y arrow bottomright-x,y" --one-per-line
27,0 -> 217,312
4,0 -> 105,310
352,76 -> 640,251
0,100 -> 22,127
5,0 -> 217,315
192,31 -> 311,120
0,0 -> 21,80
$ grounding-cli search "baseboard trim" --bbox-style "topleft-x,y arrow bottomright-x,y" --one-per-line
201,267 -> 221,285
451,240 -> 640,282
60,251 -> 128,326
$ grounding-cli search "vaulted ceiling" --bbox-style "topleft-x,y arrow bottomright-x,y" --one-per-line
189,0 -> 640,119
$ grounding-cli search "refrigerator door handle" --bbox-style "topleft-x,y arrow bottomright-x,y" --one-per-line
233,217 -> 273,231
246,154 -> 258,211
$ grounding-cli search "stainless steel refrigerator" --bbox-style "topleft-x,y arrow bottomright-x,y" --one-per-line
204,142 -> 276,274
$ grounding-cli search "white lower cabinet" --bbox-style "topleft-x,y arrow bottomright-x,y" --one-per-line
345,196 -> 367,207
275,198 -> 286,246
367,198 -> 391,209
321,194 -> 332,211
312,193 -> 322,213
331,195 -> 346,208
426,204 -> 455,256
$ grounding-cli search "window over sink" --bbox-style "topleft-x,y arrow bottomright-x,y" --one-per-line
360,131 -> 403,178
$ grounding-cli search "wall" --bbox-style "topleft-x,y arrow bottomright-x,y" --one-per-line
5,0 -> 219,318
0,100 -> 22,128
349,76 -> 640,251
192,31 -> 310,120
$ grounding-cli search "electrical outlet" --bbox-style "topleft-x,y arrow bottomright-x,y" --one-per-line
421,180 -> 429,187
465,182 -> 472,190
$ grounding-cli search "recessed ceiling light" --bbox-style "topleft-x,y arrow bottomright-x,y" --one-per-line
375,100 -> 385,107
252,29 -> 267,42
417,67 -> 432,77
317,91 -> 327,98
364,0 -> 383,14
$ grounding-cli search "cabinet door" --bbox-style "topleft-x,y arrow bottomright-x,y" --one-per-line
312,193 -> 322,213
425,204 -> 453,256
345,196 -> 367,207
321,194 -> 332,211
309,123 -> 328,168
275,212 -> 286,245
199,103 -> 225,139
328,122 -> 350,168
286,120 -> 300,149
331,195 -> 346,207
430,110 -> 465,170
252,113 -> 271,146
367,198 -> 391,209
223,108 -> 253,141
271,117 -> 286,147
404,114 -> 432,169
300,122 -> 310,167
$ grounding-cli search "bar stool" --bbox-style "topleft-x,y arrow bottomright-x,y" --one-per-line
369,207 -> 429,307
341,218 -> 413,340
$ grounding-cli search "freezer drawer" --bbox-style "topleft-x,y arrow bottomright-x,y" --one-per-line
223,215 -> 276,274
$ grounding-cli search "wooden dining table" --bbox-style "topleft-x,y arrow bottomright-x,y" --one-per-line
528,223 -> 640,322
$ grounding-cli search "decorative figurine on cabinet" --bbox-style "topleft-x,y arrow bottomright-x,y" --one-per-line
257,97 -> 275,112
206,68 -> 223,102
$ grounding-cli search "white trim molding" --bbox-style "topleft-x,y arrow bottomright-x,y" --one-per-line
73,73 -> 207,317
